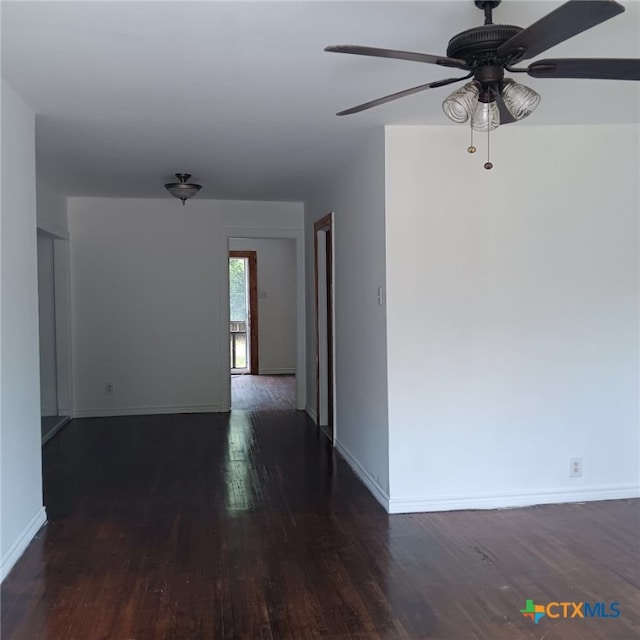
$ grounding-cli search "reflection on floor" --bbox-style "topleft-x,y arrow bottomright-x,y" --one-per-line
231,374 -> 295,410
3,410 -> 639,639
41,416 -> 69,445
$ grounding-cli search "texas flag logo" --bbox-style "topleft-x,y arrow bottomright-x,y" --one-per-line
521,600 -> 546,624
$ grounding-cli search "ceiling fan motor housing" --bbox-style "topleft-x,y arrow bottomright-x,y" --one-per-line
446,24 -> 523,65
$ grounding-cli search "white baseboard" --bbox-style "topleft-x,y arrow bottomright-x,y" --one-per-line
41,416 -> 71,445
334,439 -> 390,511
305,404 -> 318,423
1,506 -> 47,583
388,484 -> 640,514
73,404 -> 224,418
259,368 -> 295,375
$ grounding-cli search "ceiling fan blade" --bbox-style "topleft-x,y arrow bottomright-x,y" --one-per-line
325,45 -> 468,70
335,75 -> 472,116
494,93 -> 517,126
528,58 -> 640,80
497,0 -> 625,61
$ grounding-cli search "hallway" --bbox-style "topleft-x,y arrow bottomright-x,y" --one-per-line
1,409 -> 638,639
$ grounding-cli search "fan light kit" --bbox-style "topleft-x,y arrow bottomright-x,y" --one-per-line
164,173 -> 202,206
442,79 -> 540,131
325,0 -> 640,170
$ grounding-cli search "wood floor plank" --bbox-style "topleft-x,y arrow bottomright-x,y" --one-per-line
231,374 -> 296,410
1,396 -> 638,639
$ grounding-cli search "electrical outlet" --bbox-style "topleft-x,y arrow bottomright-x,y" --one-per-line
259,290 -> 267,299
570,457 -> 582,478
105,382 -> 114,396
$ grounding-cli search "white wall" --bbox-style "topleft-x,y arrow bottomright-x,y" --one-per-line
1,80 -> 46,581
37,180 -> 68,239
385,124 -> 640,513
228,238 -> 296,374
37,233 -> 57,416
305,130 -> 390,505
68,197 -> 303,417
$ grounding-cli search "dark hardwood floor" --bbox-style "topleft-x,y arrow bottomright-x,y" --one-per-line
231,374 -> 296,410
1,408 -> 638,639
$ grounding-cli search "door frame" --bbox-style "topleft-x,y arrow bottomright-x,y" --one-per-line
314,212 -> 334,441
229,250 -> 259,374
36,224 -> 73,421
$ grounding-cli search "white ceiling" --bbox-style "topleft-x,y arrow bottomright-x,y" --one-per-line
2,1 -> 639,201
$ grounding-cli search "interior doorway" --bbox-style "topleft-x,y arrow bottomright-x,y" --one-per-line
228,237 -> 298,411
314,213 -> 334,441
221,229 -> 305,412
229,251 -> 259,375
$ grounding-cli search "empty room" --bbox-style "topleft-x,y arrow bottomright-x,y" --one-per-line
1,1 -> 639,639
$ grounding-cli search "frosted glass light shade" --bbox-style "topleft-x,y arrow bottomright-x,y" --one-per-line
164,173 -> 202,206
442,83 -> 480,123
471,100 -> 500,132
502,80 -> 541,121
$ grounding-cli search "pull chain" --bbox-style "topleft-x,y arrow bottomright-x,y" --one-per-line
467,123 -> 476,154
484,110 -> 493,170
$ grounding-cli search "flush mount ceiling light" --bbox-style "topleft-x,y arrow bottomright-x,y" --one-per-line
325,0 -> 640,169
164,173 -> 202,206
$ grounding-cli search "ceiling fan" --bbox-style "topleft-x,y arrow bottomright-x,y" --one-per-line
325,0 -> 640,166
